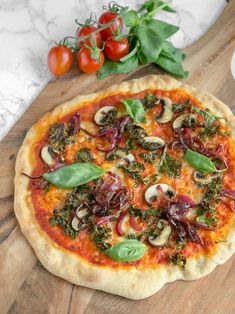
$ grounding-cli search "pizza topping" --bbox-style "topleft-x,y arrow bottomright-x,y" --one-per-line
148,220 -> 172,246
43,163 -> 106,189
156,97 -> 173,124
121,99 -> 146,123
119,161 -> 145,186
193,171 -> 220,185
172,99 -> 191,113
91,173 -> 131,213
169,252 -> 186,270
140,136 -> 165,150
104,240 -> 147,262
69,112 -> 81,135
172,113 -> 197,130
92,224 -> 112,251
145,183 -> 175,204
116,210 -> 128,236
221,189 -> 235,200
191,105 -> 223,139
40,145 -> 56,166
141,92 -> 159,110
139,151 -> 158,163
184,149 -> 225,174
158,147 -> 182,178
71,216 -> 81,231
48,123 -> 66,146
76,147 -> 94,163
94,105 -> 117,125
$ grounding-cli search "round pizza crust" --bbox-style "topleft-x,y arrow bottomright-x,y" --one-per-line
14,75 -> 235,300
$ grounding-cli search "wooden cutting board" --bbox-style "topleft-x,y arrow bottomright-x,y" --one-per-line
1,2 -> 235,313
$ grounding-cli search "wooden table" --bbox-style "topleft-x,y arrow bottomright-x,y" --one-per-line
0,2 -> 235,313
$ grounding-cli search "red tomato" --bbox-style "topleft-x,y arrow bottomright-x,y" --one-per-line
104,37 -> 129,61
98,12 -> 123,41
77,46 -> 104,74
47,45 -> 73,76
76,25 -> 102,48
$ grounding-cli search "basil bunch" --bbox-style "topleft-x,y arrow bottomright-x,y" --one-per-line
97,0 -> 188,80
43,163 -> 106,188
105,240 -> 147,262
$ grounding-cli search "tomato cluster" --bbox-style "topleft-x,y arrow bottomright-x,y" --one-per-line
47,11 -> 129,76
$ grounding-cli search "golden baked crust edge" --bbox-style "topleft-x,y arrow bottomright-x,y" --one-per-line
14,75 -> 235,300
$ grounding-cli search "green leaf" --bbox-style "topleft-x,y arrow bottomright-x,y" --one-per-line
43,163 -> 106,189
148,20 -> 179,39
184,149 -> 217,174
105,240 -> 147,262
122,9 -> 139,27
136,24 -> 164,63
97,55 -> 138,80
161,41 -> 186,62
121,98 -> 146,123
120,42 -> 139,62
155,53 -> 189,78
158,0 -> 176,12
138,0 -> 176,14
137,47 -> 148,64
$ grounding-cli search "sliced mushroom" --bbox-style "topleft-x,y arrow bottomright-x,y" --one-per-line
145,183 -> 175,204
186,208 -> 197,219
148,220 -> 172,246
71,216 -> 80,231
193,171 -> 219,185
140,136 -> 165,150
156,98 -> 173,124
128,125 -> 147,140
94,106 -> 117,125
125,153 -> 135,163
40,145 -> 54,166
173,113 -> 197,129
76,208 -> 89,219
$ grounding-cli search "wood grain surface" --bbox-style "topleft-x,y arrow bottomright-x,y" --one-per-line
1,2 -> 235,313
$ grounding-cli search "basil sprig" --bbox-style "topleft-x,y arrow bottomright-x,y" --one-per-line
97,1 -> 188,80
105,240 -> 147,262
43,163 -> 106,189
121,99 -> 146,123
184,149 -> 221,174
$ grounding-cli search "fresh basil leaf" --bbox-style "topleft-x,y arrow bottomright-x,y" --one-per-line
121,99 -> 146,123
136,24 -> 164,63
105,240 -> 147,262
156,53 -> 189,78
43,163 -> 106,188
122,9 -> 139,27
148,19 -> 179,39
184,149 -> 217,173
161,41 -> 186,62
137,47 -> 148,64
97,55 -> 138,80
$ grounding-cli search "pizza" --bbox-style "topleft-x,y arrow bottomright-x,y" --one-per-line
14,75 -> 235,300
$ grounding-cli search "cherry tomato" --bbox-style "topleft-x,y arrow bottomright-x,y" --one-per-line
98,12 -> 123,41
77,46 -> 104,74
104,37 -> 129,61
47,45 -> 73,76
76,25 -> 102,48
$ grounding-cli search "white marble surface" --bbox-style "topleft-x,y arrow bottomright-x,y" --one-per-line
0,0 -> 227,140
